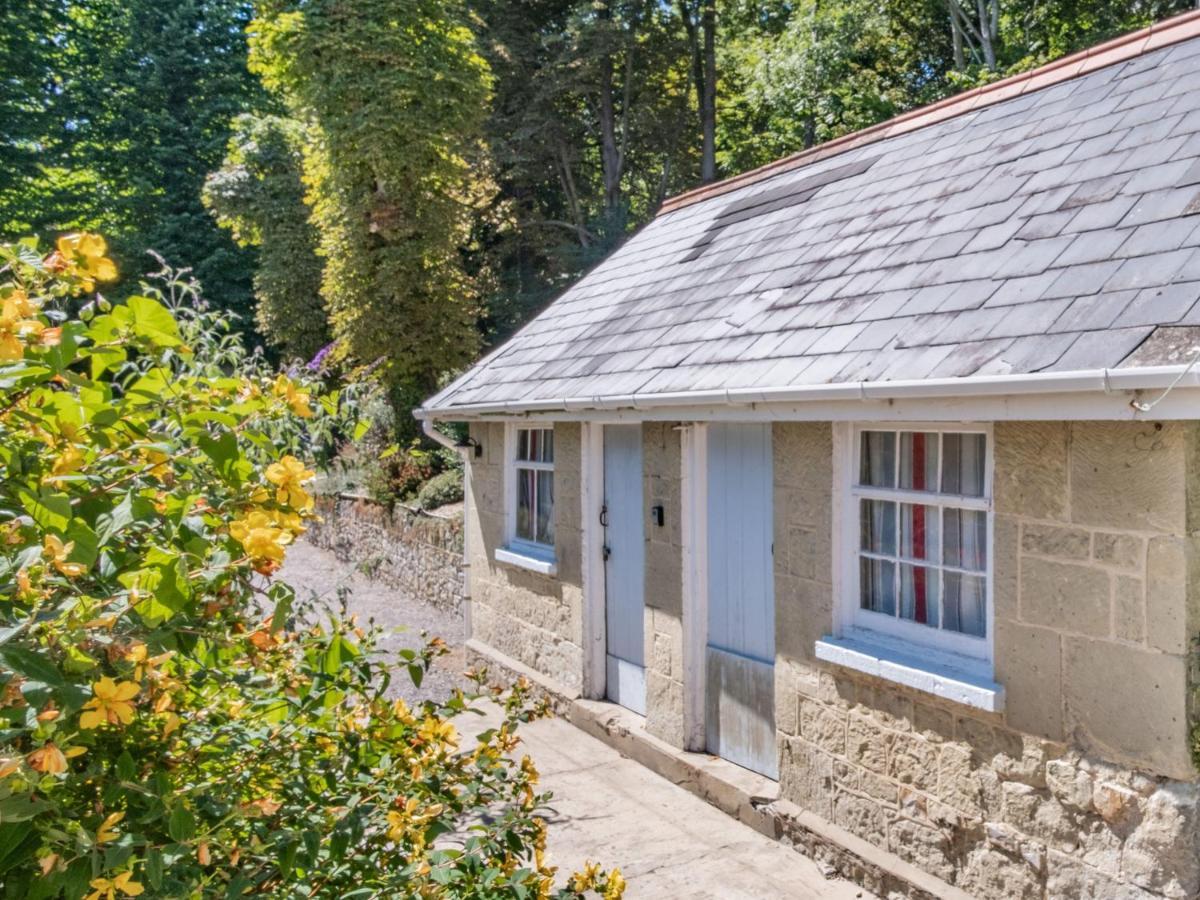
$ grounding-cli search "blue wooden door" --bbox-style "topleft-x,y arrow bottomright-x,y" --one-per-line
604,425 -> 646,714
706,423 -> 777,778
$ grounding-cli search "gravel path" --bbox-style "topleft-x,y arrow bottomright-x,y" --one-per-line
277,538 -> 467,704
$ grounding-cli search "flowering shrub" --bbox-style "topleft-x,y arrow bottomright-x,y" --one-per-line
0,237 -> 621,898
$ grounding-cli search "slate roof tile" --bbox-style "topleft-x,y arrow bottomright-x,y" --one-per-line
1049,326 -> 1156,370
1113,281 -> 1200,328
1050,291 -> 1138,332
424,27 -> 1200,413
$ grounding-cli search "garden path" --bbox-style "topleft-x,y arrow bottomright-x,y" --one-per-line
280,539 -> 871,900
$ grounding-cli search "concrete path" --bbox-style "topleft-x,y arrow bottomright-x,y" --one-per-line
278,537 -> 467,704
499,709 -> 871,900
281,540 -> 869,899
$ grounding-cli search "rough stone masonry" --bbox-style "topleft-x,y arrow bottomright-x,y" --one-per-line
462,419 -> 1200,899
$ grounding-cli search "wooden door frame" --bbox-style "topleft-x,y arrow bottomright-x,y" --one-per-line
680,422 -> 709,751
581,423 -> 607,700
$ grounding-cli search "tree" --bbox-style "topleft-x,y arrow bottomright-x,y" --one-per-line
249,0 -> 492,402
716,0 -> 953,172
0,0 -> 67,235
678,0 -> 718,182
204,114 -> 329,362
468,0 -> 693,343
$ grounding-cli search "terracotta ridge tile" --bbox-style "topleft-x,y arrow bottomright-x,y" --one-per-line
659,9 -> 1200,216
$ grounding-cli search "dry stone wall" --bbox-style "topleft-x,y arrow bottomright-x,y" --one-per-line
773,421 -> 1200,899
306,493 -> 464,612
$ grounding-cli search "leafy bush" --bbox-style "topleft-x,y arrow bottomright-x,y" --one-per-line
415,469 -> 465,511
0,237 -> 621,898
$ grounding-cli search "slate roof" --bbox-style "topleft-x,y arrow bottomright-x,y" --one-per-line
423,14 -> 1200,416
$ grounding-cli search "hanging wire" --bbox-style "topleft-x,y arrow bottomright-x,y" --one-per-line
1129,346 -> 1200,413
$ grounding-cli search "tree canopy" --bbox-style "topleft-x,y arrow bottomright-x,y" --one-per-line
0,0 -> 1193,421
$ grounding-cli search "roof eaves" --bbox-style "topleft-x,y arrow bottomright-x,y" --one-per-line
659,9 -> 1200,216
415,364 -> 1200,420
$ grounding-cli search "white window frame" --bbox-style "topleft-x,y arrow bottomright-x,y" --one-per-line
821,422 -> 1001,710
497,423 -> 557,575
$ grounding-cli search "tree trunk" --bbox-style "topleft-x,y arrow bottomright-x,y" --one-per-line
598,55 -> 622,212
700,0 -> 716,183
597,1 -> 623,213
950,10 -> 964,69
556,143 -> 589,248
975,0 -> 997,69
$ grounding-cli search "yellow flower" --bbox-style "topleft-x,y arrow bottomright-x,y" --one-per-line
47,445 -> 85,482
265,455 -> 314,510
0,296 -> 44,362
56,233 -> 118,292
416,716 -> 458,751
229,510 -> 293,572
571,862 -> 601,893
272,374 -> 313,418
603,868 -> 626,899
15,568 -> 38,601
520,754 -> 539,786
96,811 -> 124,844
6,289 -> 39,318
43,534 -> 86,577
26,742 -> 68,774
80,677 -> 139,729
139,447 -> 171,482
385,806 -> 412,842
85,871 -> 143,900
0,756 -> 21,778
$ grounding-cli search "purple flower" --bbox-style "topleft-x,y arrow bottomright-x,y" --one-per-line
307,341 -> 336,372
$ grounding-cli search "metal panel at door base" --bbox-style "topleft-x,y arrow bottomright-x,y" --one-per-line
705,646 -> 778,780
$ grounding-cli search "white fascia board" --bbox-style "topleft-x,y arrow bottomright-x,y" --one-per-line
415,364 -> 1200,422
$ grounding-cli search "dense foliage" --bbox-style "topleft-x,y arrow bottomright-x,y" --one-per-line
203,114 -> 328,362
0,238 -> 622,898
0,0 -> 263,325
249,0 -> 492,399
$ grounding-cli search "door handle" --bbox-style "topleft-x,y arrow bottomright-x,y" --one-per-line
599,504 -> 608,528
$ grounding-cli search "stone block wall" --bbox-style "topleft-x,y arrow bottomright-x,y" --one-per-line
306,493 -> 464,612
774,421 -> 1200,899
642,423 -> 686,746
465,422 -> 585,692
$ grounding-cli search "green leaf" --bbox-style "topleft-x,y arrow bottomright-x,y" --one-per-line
168,804 -> 196,842
16,487 -> 71,533
269,583 -> 294,633
198,430 -> 245,484
126,295 -> 182,347
0,647 -> 65,687
120,547 -> 191,624
88,346 -> 127,379
64,519 -> 99,567
116,750 -> 136,780
145,848 -> 164,890
0,795 -> 53,823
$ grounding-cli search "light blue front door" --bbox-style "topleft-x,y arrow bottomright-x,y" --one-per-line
706,423 -> 777,778
604,425 -> 646,714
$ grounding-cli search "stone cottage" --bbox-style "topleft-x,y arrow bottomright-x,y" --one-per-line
419,12 -> 1200,898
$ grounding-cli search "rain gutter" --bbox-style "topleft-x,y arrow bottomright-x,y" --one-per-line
414,364 -> 1200,420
